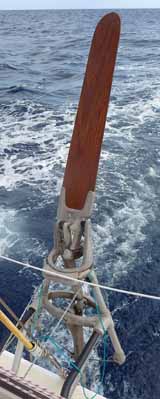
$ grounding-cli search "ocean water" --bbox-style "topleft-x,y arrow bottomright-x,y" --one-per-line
0,8 -> 160,399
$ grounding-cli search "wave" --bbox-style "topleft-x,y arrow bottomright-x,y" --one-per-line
0,63 -> 18,71
0,89 -> 159,265
0,100 -> 74,197
0,9 -> 160,399
5,85 -> 44,96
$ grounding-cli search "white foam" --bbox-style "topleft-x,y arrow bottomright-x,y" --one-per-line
0,92 -> 158,283
93,175 -> 155,284
0,208 -> 18,255
0,101 -> 75,202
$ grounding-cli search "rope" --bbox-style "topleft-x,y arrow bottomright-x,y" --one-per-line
37,338 -> 96,398
88,272 -> 107,385
23,287 -> 81,379
0,264 -> 106,397
0,298 -> 26,330
23,282 -> 106,398
29,270 -> 106,399
40,297 -> 106,399
0,255 -> 160,301
0,297 -> 33,354
51,288 -> 81,334
31,283 -> 43,336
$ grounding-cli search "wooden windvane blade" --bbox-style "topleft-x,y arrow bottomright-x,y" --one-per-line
63,12 -> 120,210
45,14 -> 125,381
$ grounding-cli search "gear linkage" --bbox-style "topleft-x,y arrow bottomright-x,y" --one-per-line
42,188 -> 125,386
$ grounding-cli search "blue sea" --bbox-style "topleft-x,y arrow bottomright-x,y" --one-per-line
0,8 -> 160,399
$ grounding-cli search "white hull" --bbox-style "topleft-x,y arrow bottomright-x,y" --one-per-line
0,351 -> 106,399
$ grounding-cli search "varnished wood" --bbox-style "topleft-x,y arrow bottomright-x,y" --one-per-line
63,13 -> 120,210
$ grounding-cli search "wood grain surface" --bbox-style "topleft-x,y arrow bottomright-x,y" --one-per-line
63,13 -> 120,210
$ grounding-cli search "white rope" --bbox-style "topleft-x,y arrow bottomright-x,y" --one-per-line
23,289 -> 80,379
0,255 -> 160,301
52,288 -> 80,334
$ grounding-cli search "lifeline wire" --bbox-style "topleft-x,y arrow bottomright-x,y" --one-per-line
0,255 -> 160,301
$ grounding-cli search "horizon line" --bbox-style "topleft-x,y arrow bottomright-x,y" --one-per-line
0,7 -> 160,11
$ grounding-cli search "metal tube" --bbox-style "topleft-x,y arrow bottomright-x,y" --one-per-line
20,307 -> 35,326
12,318 -> 32,374
12,337 -> 25,374
60,331 -> 100,398
108,324 -> 126,365
89,271 -> 125,365
89,270 -> 109,315
0,310 -> 33,351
